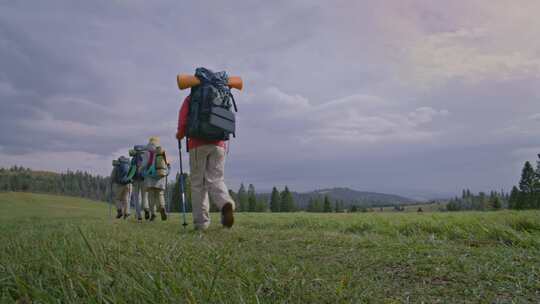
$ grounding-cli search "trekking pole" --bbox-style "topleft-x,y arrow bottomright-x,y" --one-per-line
109,179 -> 113,218
165,175 -> 169,214
178,140 -> 188,230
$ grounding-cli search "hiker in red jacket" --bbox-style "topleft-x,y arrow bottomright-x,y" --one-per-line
176,96 -> 235,230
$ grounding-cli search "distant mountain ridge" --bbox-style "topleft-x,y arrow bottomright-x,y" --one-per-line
256,187 -> 416,209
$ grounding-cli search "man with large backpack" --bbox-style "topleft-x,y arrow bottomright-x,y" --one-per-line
142,136 -> 169,221
176,67 -> 237,230
110,156 -> 132,219
128,145 -> 150,221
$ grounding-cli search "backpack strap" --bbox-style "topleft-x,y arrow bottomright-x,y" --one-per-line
160,149 -> 168,166
229,92 -> 237,139
186,93 -> 191,153
145,150 -> 156,177
230,92 -> 238,112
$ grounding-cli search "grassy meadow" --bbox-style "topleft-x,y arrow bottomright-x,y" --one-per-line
1,192 -> 539,303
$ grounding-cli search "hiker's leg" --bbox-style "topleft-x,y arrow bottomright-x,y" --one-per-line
147,188 -> 159,221
132,182 -> 141,218
190,146 -> 211,229
141,185 -> 150,219
141,184 -> 149,210
121,184 -> 131,215
206,146 -> 235,211
114,184 -> 123,210
124,184 -> 132,215
157,189 -> 167,220
148,188 -> 156,215
149,187 -> 156,215
157,190 -> 165,209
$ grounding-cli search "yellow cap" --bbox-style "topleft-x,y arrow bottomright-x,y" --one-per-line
148,136 -> 160,146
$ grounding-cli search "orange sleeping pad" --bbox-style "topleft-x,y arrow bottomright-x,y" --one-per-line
177,74 -> 243,90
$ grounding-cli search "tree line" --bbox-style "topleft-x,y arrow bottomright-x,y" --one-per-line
446,189 -> 505,211
169,179 -> 300,213
446,154 -> 540,211
0,166 -> 112,202
0,166 -> 360,213
507,154 -> 540,209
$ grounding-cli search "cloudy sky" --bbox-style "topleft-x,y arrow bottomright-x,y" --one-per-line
1,1 -> 539,198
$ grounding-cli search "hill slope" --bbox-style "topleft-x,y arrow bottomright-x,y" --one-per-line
258,187 -> 415,208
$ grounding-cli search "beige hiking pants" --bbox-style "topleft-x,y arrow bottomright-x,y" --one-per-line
114,183 -> 132,214
147,188 -> 165,215
189,145 -> 235,229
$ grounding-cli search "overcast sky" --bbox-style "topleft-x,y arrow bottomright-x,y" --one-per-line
1,1 -> 539,198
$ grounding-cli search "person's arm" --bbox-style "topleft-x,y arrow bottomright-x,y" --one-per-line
176,96 -> 190,140
126,159 -> 136,181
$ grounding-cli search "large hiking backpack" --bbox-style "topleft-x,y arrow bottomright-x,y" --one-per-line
187,67 -> 238,141
142,145 -> 169,178
112,156 -> 131,185
128,145 -> 146,180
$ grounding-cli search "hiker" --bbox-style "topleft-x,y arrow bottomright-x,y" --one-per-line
176,67 -> 236,230
128,145 -> 150,221
142,136 -> 169,221
111,156 -> 132,219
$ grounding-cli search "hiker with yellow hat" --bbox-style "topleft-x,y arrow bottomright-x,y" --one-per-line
141,136 -> 169,221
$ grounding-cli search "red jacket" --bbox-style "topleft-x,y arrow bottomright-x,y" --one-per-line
176,96 -> 226,150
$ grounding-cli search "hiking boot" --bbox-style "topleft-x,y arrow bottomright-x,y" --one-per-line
144,209 -> 150,220
150,213 -> 156,221
116,209 -> 123,219
221,203 -> 234,228
159,207 -> 167,221
123,213 -> 131,220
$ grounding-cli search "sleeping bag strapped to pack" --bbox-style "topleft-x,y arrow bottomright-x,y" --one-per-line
187,67 -> 238,141
112,156 -> 131,185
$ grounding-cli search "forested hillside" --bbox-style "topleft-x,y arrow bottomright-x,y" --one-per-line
0,166 -> 111,203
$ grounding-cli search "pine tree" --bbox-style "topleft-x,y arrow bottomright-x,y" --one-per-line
519,161 -> 536,209
334,200 -> 342,213
237,183 -> 248,212
491,196 -> 502,210
307,197 -> 323,212
313,197 -> 323,212
280,186 -> 294,212
509,186 -> 521,209
287,189 -> 296,211
171,173 -> 192,212
255,199 -> 268,212
307,198 -> 314,212
248,184 -> 257,212
270,187 -> 280,212
323,195 -> 332,212
478,192 -> 487,210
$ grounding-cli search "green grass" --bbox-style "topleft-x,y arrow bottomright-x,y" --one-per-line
1,192 -> 539,303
